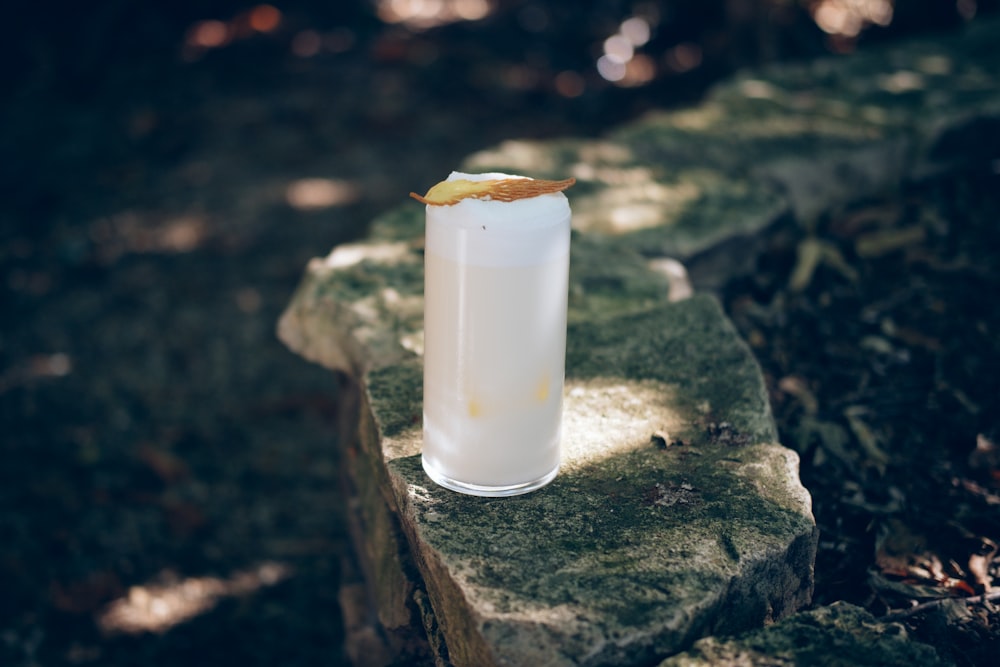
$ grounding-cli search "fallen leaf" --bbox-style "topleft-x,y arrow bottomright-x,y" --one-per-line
798,417 -> 854,470
968,538 -> 997,592
844,406 -> 889,474
831,202 -> 903,237
788,237 -> 858,292
855,225 -> 926,258
876,518 -> 928,575
955,477 -> 1000,505
136,444 -> 189,484
884,324 -> 942,351
778,375 -> 818,415
869,569 -> 951,600
969,434 -> 1000,471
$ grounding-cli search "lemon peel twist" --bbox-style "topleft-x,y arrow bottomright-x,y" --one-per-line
410,177 -> 575,206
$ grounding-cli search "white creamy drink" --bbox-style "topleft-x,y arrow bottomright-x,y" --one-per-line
418,172 -> 572,496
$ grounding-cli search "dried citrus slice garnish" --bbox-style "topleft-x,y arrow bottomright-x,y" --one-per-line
410,177 -> 575,206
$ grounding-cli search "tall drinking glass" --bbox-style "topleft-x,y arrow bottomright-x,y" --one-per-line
420,172 -> 572,496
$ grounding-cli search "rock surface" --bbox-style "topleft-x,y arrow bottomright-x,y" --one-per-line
659,602 -> 951,667
278,17 -> 1000,667
462,18 -> 1000,287
279,209 -> 817,664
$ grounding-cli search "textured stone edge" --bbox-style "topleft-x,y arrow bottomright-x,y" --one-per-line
385,465 -> 819,667
659,601 -> 952,667
365,298 -> 819,666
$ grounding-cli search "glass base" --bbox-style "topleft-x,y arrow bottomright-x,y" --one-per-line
421,457 -> 559,497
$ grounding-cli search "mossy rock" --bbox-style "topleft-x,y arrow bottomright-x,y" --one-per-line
660,602 -> 951,667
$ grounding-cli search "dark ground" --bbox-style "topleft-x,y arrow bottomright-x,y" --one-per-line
724,165 -> 1000,666
2,2 -> 998,666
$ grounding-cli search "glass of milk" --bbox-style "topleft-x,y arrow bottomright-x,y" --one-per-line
420,172 -> 572,496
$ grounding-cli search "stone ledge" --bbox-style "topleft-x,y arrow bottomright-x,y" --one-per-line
277,17 -> 1000,667
463,18 -> 1000,278
373,298 -> 816,666
279,228 -> 818,665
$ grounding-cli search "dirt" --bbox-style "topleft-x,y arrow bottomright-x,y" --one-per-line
723,165 -> 1000,666
2,2 -> 998,666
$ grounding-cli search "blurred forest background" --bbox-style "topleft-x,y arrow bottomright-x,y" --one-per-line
2,1 -> 998,666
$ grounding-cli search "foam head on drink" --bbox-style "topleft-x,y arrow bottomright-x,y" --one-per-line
411,172 -> 574,497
